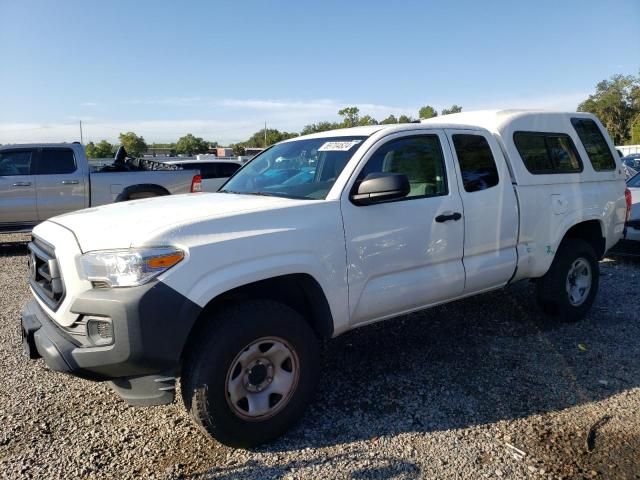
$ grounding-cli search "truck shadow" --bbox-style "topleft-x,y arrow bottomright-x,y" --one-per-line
0,238 -> 29,257
255,255 -> 639,452
188,453 -> 420,479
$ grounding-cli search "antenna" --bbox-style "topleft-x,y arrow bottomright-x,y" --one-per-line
79,120 -> 84,144
264,121 -> 267,147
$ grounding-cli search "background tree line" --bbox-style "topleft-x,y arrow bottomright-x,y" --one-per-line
85,72 -> 640,159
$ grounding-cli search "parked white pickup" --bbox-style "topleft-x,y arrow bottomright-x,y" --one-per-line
21,110 -> 628,447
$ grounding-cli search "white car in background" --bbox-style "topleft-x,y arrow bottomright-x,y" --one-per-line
162,159 -> 243,192
624,172 -> 640,242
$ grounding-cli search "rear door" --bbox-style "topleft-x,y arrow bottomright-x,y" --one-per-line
446,129 -> 519,293
341,130 -> 466,326
34,147 -> 87,220
0,148 -> 37,229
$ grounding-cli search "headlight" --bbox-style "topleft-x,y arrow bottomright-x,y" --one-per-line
80,247 -> 185,287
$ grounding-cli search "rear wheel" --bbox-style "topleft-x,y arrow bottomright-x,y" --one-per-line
536,238 -> 599,322
181,300 -> 320,447
127,191 -> 158,200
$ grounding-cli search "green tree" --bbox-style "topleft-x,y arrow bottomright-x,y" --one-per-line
398,114 -> 413,123
418,105 -> 438,119
95,140 -> 114,157
338,106 -> 360,127
441,105 -> 463,115
631,115 -> 640,144
244,128 -> 298,148
85,142 -> 97,158
357,115 -> 378,126
301,121 -> 341,135
118,132 -> 148,157
175,134 -> 209,155
578,73 -> 640,144
230,143 -> 245,156
85,140 -> 115,158
380,114 -> 398,125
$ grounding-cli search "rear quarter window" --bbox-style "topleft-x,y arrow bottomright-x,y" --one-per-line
217,163 -> 241,177
513,132 -> 583,174
571,118 -> 616,171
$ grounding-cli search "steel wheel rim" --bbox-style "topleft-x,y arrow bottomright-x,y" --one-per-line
225,336 -> 299,421
565,257 -> 592,307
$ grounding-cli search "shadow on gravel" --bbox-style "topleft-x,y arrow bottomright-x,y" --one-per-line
0,239 -> 29,257
188,453 -> 420,479
252,255 -> 639,452
188,255 -> 640,479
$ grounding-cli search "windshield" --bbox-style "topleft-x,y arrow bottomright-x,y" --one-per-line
221,136 -> 367,200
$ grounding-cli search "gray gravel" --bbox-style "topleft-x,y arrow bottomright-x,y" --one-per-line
1,233 -> 639,479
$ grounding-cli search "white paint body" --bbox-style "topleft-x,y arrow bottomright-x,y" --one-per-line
32,111 -> 627,336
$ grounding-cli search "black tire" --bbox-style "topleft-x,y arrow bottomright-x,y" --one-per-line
127,191 -> 158,200
181,300 -> 321,447
536,238 -> 599,322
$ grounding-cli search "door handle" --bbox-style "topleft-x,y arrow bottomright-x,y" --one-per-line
435,212 -> 462,223
61,180 -> 79,185
11,182 -> 32,187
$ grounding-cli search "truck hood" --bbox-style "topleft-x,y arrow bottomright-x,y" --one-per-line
47,193 -> 307,252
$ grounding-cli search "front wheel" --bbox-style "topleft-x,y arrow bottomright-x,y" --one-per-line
181,300 -> 320,447
536,238 -> 599,322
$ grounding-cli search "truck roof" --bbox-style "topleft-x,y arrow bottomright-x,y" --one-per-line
0,142 -> 83,149
420,109 -> 596,132
288,122 -> 485,142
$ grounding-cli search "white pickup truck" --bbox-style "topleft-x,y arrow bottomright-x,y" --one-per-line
0,143 -> 202,232
21,110 -> 629,447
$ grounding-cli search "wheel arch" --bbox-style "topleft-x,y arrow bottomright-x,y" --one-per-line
180,273 -> 334,362
115,184 -> 170,202
558,219 -> 606,259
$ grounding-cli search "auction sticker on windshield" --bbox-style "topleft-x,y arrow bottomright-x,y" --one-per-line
318,140 -> 362,152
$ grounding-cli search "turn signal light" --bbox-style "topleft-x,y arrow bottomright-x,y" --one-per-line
625,188 -> 632,222
146,252 -> 184,270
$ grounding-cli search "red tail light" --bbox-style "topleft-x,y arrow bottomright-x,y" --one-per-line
625,187 -> 632,222
191,175 -> 202,193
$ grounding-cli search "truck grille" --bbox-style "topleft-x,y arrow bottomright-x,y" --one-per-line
28,237 -> 65,310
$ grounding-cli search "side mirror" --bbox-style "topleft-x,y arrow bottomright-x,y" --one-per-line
351,172 -> 410,206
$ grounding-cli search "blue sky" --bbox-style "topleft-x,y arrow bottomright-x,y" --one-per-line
0,0 -> 638,144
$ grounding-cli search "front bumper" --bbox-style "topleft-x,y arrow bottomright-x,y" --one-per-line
21,281 -> 202,404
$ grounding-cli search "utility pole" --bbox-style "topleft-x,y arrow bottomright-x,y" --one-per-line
264,121 -> 267,147
79,120 -> 84,144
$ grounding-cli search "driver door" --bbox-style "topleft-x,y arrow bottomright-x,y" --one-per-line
341,130 -> 465,326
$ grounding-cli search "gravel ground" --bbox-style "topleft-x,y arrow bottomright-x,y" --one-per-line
0,233 -> 639,479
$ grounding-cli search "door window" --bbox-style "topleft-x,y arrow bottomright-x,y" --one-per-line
356,135 -> 447,199
452,134 -> 499,192
0,150 -> 32,176
37,148 -> 76,175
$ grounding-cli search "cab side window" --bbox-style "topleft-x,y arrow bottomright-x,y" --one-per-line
0,150 -> 32,176
452,134 -> 499,192
357,135 -> 447,199
37,148 -> 76,175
